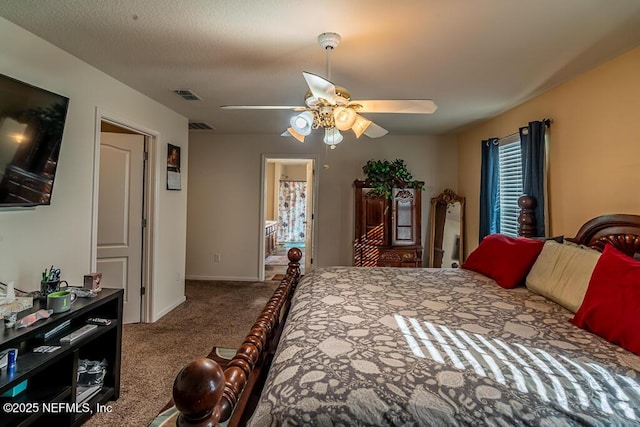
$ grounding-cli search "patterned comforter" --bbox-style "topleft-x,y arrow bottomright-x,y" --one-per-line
248,267 -> 640,426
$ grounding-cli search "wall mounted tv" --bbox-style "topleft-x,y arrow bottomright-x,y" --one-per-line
0,73 -> 69,207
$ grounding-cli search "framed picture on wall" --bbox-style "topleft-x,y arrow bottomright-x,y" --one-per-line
167,143 -> 181,190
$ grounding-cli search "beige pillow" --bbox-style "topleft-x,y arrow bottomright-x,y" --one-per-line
525,240 -> 601,313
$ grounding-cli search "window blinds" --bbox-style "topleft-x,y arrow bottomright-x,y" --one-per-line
498,140 -> 523,237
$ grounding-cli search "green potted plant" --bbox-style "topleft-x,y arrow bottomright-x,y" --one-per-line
362,159 -> 423,199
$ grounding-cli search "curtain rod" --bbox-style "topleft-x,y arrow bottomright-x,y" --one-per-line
496,118 -> 552,140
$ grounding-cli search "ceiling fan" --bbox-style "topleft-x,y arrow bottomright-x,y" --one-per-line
221,32 -> 437,147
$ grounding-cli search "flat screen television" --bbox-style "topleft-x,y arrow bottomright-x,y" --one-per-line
0,73 -> 69,208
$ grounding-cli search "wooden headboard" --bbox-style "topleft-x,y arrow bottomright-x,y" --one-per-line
518,195 -> 640,257
566,214 -> 640,257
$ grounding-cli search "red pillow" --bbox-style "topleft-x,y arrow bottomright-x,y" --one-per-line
571,244 -> 640,355
462,234 -> 544,288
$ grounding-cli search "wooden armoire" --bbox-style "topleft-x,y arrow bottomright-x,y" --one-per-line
353,180 -> 422,267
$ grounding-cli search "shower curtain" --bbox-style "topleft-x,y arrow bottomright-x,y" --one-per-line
278,181 -> 306,243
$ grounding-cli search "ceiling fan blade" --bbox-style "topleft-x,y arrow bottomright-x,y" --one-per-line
364,121 -> 388,138
303,72 -> 337,104
283,127 -> 305,142
351,100 -> 437,114
221,105 -> 305,110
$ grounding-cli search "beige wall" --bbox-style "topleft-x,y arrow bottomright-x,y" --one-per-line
458,46 -> 640,256
186,133 -> 457,280
281,164 -> 307,180
0,18 -> 189,321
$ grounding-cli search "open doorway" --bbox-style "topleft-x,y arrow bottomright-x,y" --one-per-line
92,115 -> 156,323
260,156 -> 316,281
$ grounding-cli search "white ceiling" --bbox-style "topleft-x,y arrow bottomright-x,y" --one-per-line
1,0 -> 639,136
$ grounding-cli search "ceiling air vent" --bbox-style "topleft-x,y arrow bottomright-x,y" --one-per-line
173,89 -> 202,101
189,122 -> 215,130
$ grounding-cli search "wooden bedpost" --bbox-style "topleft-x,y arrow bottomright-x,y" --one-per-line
173,357 -> 225,427
172,248 -> 302,426
518,195 -> 536,238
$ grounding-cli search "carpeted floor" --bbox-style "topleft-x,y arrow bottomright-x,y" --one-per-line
84,279 -> 279,427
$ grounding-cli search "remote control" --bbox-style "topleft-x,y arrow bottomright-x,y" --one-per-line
86,318 -> 112,326
60,324 -> 98,343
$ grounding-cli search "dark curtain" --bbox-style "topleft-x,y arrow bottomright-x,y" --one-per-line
479,137 -> 499,242
520,121 -> 547,237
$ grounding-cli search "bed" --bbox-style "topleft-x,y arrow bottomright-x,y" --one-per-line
171,214 -> 640,426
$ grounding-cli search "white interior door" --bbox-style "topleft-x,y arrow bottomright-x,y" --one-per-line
97,132 -> 144,323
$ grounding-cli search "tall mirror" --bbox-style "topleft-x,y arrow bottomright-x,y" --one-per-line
429,189 -> 465,268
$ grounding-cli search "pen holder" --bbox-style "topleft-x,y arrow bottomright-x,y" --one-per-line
40,280 -> 68,300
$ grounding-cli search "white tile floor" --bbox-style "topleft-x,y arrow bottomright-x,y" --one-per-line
265,243 -> 305,279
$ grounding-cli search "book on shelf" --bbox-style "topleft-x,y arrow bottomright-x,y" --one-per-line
60,324 -> 98,344
44,319 -> 71,341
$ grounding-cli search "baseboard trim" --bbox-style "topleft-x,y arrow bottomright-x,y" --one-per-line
153,295 -> 186,321
185,275 -> 260,282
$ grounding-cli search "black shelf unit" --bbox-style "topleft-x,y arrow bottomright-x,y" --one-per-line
0,288 -> 123,426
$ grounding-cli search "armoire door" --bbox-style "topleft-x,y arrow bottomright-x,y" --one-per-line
354,181 -> 389,266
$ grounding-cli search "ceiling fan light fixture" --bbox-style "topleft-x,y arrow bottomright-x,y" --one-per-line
286,127 -> 306,143
323,127 -> 343,146
333,106 -> 357,131
225,32 -> 436,142
351,115 -> 372,138
290,111 -> 314,135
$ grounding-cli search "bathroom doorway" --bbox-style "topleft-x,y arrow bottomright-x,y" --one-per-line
260,156 -> 316,281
